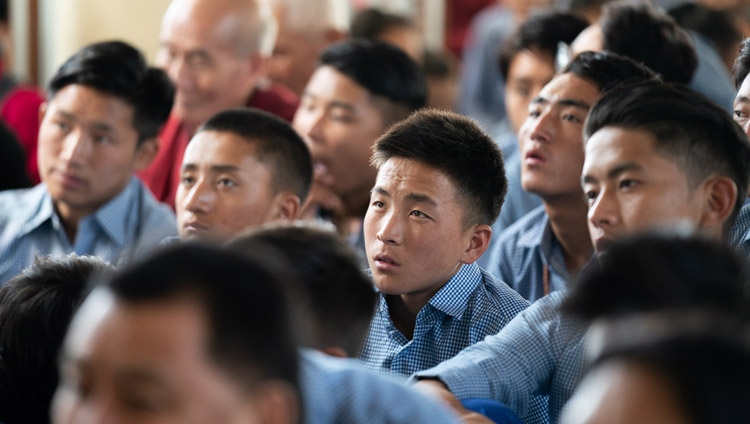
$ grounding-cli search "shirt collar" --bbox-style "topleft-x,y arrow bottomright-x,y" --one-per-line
91,177 -> 140,246
427,262 -> 483,318
16,184 -> 56,237
516,206 -> 547,248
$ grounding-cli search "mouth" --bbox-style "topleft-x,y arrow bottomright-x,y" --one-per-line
182,221 -> 210,237
55,171 -> 87,190
373,254 -> 400,271
594,236 -> 614,253
524,148 -> 546,166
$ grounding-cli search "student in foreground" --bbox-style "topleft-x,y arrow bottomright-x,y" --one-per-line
0,41 -> 176,285
412,80 -> 750,422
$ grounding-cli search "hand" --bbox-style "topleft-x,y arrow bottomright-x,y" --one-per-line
414,380 -> 493,424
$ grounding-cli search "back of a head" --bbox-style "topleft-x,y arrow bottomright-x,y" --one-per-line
562,234 -> 750,322
562,51 -> 658,94
668,3 -> 741,66
350,8 -> 413,40
584,80 -> 750,231
319,39 -> 427,123
198,107 -> 313,203
499,11 -> 589,81
0,255 -> 113,424
600,2 -> 697,84
371,109 -> 506,227
106,243 -> 299,392
229,224 -> 377,357
586,315 -> 750,424
48,40 -> 174,142
733,37 -> 750,89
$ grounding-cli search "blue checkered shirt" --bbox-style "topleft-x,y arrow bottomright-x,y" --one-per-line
412,291 -> 588,423
0,177 -> 177,284
359,262 -> 529,375
300,349 -> 460,423
485,206 -> 570,302
729,198 -> 750,256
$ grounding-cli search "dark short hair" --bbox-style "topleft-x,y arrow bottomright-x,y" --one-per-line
498,11 -> 588,82
197,107 -> 313,203
599,2 -> 698,84
562,235 -> 750,321
0,255 -> 113,424
583,80 -> 750,234
733,38 -> 750,89
350,8 -> 413,40
319,39 -> 427,126
48,40 -> 174,144
588,315 -> 750,424
371,109 -> 506,227
668,3 -> 741,71
105,244 -> 299,393
229,224 -> 377,356
561,51 -> 658,93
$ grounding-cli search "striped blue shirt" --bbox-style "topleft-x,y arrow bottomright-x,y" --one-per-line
729,198 -> 750,257
0,177 -> 177,284
300,349 -> 460,423
412,291 -> 588,423
486,206 -> 570,302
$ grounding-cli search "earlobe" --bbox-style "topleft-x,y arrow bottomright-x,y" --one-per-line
460,224 -> 492,264
700,177 -> 737,231
271,192 -> 301,222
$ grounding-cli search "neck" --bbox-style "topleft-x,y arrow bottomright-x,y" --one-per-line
54,202 -> 92,243
543,194 -> 593,276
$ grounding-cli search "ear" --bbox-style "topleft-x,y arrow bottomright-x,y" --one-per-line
324,28 -> 347,44
699,176 -> 737,232
268,191 -> 302,222
248,380 -> 299,424
460,224 -> 492,265
133,137 -> 159,171
38,101 -> 47,123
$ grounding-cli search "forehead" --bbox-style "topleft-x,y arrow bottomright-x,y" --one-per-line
47,84 -> 136,128
537,73 -> 599,104
736,73 -> 750,102
508,49 -> 555,80
376,157 -> 458,198
185,130 -> 262,163
305,66 -> 375,104
161,0 -> 243,54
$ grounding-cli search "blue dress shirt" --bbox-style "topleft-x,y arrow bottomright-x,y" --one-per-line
729,198 -> 750,257
359,262 -> 529,375
300,349 -> 460,424
412,291 -> 588,423
0,177 -> 177,284
486,206 -> 570,302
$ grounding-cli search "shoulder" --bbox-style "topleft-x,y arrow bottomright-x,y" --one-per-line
132,179 -> 177,238
476,268 -> 530,318
0,185 -> 44,222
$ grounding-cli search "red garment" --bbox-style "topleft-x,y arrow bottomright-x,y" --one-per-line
138,83 -> 299,209
1,87 -> 45,185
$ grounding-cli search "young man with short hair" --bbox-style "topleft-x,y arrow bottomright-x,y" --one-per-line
0,41 -> 176,285
292,39 -> 427,263
176,108 -> 312,242
486,52 -> 656,301
414,80 -> 750,423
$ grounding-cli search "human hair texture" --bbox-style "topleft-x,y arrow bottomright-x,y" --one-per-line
589,316 -> 750,424
350,8 -> 413,40
47,40 -> 174,144
0,254 -> 114,424
668,3 -> 741,68
105,244 -> 299,393
319,39 -> 427,126
197,107 -> 313,203
562,51 -> 658,95
498,11 -> 588,82
583,80 -> 750,233
229,224 -> 377,357
599,2 -> 697,84
371,109 -> 506,227
733,38 -> 750,89
422,49 -> 456,79
562,235 -> 750,321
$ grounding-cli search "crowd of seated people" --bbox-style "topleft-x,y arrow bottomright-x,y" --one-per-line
3,1 -> 750,423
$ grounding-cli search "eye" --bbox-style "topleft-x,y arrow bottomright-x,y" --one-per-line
734,110 -> 748,122
217,177 -> 236,188
93,134 -> 112,144
584,188 -> 599,203
562,113 -> 582,123
619,179 -> 637,190
180,175 -> 195,185
528,109 -> 541,118
371,200 -> 385,208
410,210 -> 428,218
55,121 -> 71,132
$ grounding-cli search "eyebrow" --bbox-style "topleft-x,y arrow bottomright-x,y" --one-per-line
328,100 -> 356,112
530,97 -> 591,110
736,95 -> 750,104
406,192 -> 438,206
582,161 -> 644,184
372,186 -> 390,197
180,164 -> 241,173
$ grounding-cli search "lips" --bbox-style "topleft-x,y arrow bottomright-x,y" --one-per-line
55,170 -> 87,190
182,220 -> 210,237
524,147 -> 547,166
594,236 -> 613,253
373,253 -> 400,271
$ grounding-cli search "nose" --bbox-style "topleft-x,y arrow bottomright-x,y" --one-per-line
527,108 -> 554,144
59,130 -> 88,167
181,177 -> 215,215
375,209 -> 403,246
162,55 -> 195,94
588,187 -> 619,230
293,106 -> 325,146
